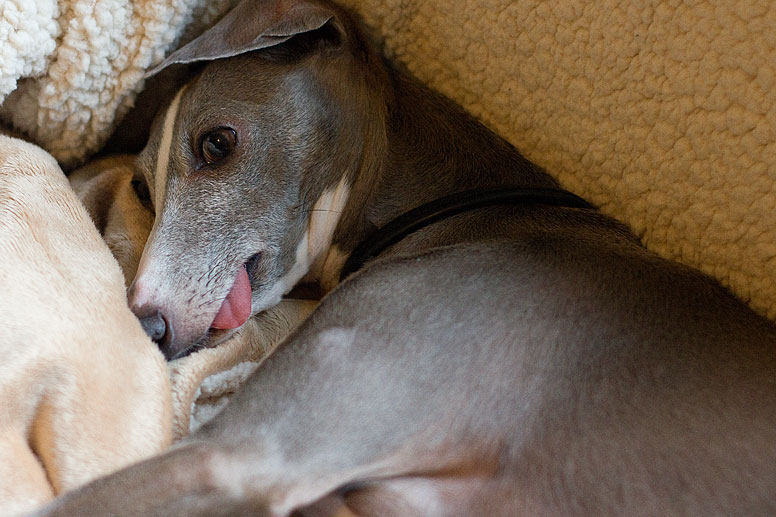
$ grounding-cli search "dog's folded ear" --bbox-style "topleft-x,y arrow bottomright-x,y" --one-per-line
146,0 -> 344,78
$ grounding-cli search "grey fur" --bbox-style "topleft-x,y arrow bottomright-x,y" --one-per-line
41,0 -> 776,514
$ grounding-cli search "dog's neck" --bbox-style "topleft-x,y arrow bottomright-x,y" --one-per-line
382,73 -> 557,211
322,69 -> 559,276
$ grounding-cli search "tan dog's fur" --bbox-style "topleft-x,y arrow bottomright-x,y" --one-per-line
70,155 -> 315,439
69,156 -> 155,287
0,137 -> 172,514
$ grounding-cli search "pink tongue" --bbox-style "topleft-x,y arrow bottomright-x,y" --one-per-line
211,266 -> 252,330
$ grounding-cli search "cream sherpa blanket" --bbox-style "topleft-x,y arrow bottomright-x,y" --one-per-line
2,0 -> 775,322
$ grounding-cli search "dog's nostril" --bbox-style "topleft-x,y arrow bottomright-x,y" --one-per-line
134,307 -> 178,360
138,311 -> 167,343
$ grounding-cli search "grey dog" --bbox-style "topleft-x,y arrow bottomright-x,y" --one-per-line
41,0 -> 776,514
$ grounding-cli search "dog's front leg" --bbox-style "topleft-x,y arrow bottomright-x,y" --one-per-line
33,441 -> 247,516
38,327 -> 413,517
38,270 -> 491,516
170,298 -> 319,438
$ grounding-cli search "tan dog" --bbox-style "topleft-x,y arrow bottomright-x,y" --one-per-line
0,137 -> 171,514
70,155 -> 316,439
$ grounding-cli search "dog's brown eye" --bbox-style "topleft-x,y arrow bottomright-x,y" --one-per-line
200,127 -> 237,165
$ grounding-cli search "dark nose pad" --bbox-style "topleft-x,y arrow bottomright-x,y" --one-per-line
135,309 -> 176,359
138,311 -> 168,343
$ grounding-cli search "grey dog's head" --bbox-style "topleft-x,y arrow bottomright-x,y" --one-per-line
128,0 -> 387,359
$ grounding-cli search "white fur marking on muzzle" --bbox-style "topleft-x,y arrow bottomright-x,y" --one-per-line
131,86 -> 187,306
154,86 -> 187,209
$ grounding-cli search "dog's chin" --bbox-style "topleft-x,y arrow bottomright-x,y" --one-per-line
176,327 -> 240,359
205,327 -> 241,347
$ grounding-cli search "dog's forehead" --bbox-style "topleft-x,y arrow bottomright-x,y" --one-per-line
188,56 -> 312,110
172,61 -> 329,157
139,58 -> 286,161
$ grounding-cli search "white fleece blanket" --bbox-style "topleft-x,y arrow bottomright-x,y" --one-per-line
2,0 -> 776,323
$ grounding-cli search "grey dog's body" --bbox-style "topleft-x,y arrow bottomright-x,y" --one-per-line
42,0 -> 776,514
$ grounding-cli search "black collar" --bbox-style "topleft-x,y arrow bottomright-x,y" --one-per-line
339,186 -> 595,281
